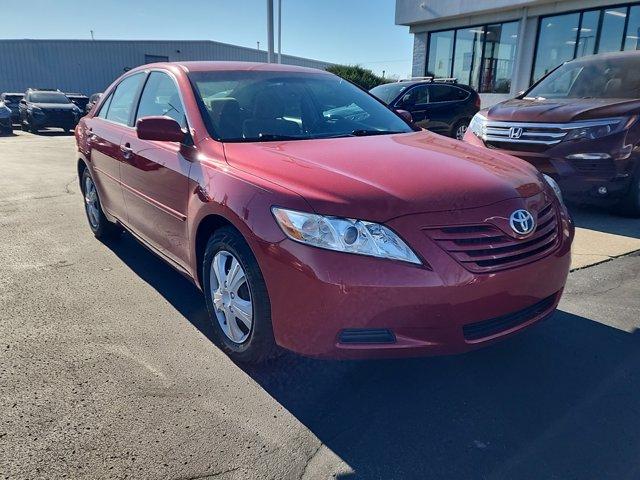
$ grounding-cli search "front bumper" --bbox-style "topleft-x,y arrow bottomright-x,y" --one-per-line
464,130 -> 638,203
31,112 -> 79,129
0,116 -> 12,130
257,195 -> 574,359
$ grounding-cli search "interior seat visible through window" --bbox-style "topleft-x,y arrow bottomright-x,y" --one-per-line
242,90 -> 301,138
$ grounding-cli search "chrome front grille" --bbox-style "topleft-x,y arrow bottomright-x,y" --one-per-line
424,203 -> 560,273
481,121 -> 569,150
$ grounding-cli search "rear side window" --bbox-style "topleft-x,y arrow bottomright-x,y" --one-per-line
136,71 -> 187,128
428,85 -> 468,102
105,73 -> 145,125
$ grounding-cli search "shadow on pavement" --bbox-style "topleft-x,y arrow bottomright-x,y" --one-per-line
104,233 -> 640,480
569,203 -> 640,239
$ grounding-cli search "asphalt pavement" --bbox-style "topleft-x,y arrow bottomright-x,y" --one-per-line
1,130 -> 639,480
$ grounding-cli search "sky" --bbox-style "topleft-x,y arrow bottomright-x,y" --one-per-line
1,0 -> 413,78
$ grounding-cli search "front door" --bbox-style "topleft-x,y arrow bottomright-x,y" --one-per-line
119,71 -> 193,268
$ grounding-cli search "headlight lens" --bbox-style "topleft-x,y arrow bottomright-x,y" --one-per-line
272,207 -> 422,265
468,113 -> 486,137
543,174 -> 563,203
563,118 -> 623,142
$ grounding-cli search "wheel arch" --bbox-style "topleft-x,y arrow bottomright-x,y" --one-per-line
193,213 -> 238,289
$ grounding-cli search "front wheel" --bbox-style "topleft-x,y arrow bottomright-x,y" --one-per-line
81,168 -> 122,239
202,227 -> 278,363
452,119 -> 469,141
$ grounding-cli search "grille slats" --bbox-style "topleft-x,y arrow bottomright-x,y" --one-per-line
463,294 -> 557,341
425,203 -> 560,273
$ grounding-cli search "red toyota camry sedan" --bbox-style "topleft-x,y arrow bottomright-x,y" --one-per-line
75,62 -> 574,362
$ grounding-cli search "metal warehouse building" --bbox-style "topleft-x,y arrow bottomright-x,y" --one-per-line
0,39 -> 332,96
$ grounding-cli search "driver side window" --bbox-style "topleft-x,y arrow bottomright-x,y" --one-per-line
136,72 -> 187,128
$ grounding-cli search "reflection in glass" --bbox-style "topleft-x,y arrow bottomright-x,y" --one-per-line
598,8 -> 627,53
427,30 -> 454,78
532,13 -> 580,83
576,10 -> 600,58
453,27 -> 484,89
480,22 -> 518,93
624,6 -> 640,51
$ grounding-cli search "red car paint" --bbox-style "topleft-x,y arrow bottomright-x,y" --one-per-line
76,62 -> 573,359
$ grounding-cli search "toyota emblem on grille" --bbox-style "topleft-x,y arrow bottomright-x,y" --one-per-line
509,209 -> 535,235
509,127 -> 523,139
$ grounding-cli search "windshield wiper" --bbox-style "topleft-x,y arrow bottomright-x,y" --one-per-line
349,129 -> 405,137
252,134 -> 304,141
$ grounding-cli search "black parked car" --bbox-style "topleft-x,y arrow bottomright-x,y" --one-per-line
19,89 -> 82,133
85,92 -> 102,114
0,92 -> 24,124
0,101 -> 12,134
370,78 -> 480,140
66,93 -> 90,113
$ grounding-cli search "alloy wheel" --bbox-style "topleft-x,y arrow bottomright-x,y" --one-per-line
455,124 -> 467,140
84,175 -> 100,229
209,250 -> 253,344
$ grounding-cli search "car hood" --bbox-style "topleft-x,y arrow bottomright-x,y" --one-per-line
31,103 -> 77,110
222,131 -> 542,222
486,97 -> 640,123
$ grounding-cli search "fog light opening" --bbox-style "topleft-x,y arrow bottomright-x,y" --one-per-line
338,328 -> 396,344
597,186 -> 608,196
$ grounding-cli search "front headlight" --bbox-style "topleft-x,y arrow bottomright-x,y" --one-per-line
468,113 -> 486,137
543,174 -> 563,204
563,118 -> 624,142
272,207 -> 422,265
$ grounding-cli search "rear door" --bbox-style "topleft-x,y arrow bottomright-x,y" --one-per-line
87,73 -> 146,221
424,85 -> 469,134
119,70 -> 193,268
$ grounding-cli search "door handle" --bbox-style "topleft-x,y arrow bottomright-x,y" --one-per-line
120,143 -> 133,160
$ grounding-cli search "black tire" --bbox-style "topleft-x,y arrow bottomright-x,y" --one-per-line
26,116 -> 38,134
617,165 -> 640,217
80,168 -> 122,239
452,119 -> 469,141
202,226 -> 278,363
20,118 -> 28,131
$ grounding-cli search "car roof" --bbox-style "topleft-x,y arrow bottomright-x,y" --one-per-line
129,61 -> 330,75
2,92 -> 24,96
569,50 -> 640,63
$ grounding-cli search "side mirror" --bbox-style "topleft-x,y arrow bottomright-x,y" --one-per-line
396,109 -> 414,125
20,99 -> 26,105
136,116 -> 185,142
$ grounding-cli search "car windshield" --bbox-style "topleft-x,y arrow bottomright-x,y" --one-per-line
30,92 -> 71,104
189,71 -> 412,142
525,55 -> 640,100
369,83 -> 411,104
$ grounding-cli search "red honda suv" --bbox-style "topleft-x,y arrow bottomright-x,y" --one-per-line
75,62 -> 573,362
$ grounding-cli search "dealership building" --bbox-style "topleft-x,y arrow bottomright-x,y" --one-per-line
396,0 -> 640,106
0,39 -> 331,96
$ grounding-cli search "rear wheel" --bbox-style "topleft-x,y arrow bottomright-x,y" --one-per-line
202,227 -> 278,363
81,168 -> 122,239
452,119 -> 469,141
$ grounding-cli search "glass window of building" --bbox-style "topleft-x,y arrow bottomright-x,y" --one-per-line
481,22 -> 519,93
452,27 -> 485,89
598,8 -> 627,53
624,6 -> 640,50
532,13 -> 580,83
427,30 -> 454,78
576,10 -> 600,58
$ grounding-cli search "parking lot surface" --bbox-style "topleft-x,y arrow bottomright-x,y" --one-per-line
1,130 -> 639,479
